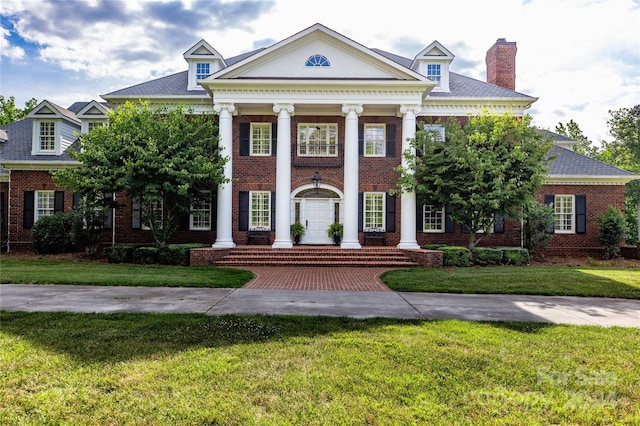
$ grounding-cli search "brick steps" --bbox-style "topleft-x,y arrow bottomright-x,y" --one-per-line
215,246 -> 420,267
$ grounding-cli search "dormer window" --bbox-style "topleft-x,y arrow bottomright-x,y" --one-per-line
87,121 -> 103,132
196,63 -> 210,82
39,121 -> 56,152
305,54 -> 330,67
427,64 -> 441,86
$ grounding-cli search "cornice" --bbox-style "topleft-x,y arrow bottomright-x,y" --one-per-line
1,161 -> 81,171
545,175 -> 638,185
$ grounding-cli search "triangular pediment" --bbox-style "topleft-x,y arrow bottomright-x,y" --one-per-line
183,39 -> 225,63
27,100 -> 80,123
206,23 -> 426,82
76,100 -> 110,118
413,41 -> 455,62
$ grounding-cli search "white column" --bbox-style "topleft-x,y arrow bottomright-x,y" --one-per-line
341,104 -> 363,249
397,105 -> 421,250
272,103 -> 295,248
212,103 -> 236,248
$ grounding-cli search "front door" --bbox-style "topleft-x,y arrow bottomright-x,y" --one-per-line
301,199 -> 332,244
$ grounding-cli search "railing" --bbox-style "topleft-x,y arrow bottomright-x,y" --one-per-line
292,143 -> 344,167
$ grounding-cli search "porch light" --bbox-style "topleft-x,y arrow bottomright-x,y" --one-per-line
311,170 -> 322,193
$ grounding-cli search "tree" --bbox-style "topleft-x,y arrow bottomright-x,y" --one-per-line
0,95 -> 38,125
54,101 -> 228,247
596,205 -> 628,259
397,111 -> 553,249
555,119 -> 599,157
522,200 -> 554,257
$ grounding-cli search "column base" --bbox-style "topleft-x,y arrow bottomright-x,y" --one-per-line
272,240 -> 293,249
340,241 -> 362,249
212,240 -> 236,248
397,241 -> 420,250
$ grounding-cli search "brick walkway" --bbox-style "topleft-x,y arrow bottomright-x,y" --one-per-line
238,267 -> 394,291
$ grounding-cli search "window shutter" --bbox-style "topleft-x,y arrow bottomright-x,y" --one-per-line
445,205 -> 455,233
385,123 -> 396,157
271,192 -> 276,231
385,193 -> 396,232
358,123 -> 364,157
544,194 -> 555,234
416,203 -> 423,232
238,191 -> 249,231
271,123 -> 277,156
54,191 -> 64,213
103,193 -> 113,230
179,211 -> 190,231
239,123 -> 250,156
131,197 -> 141,229
23,191 -> 34,229
576,195 -> 586,234
72,193 -> 81,209
211,191 -> 217,231
358,192 -> 363,232
494,215 -> 504,233
0,192 -> 4,231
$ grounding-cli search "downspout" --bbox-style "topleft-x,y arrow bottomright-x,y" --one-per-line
6,171 -> 10,253
112,193 -> 116,246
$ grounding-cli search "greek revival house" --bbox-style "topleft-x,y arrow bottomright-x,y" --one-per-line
0,23 -> 636,256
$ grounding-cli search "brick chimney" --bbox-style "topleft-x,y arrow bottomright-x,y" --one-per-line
485,38 -> 517,91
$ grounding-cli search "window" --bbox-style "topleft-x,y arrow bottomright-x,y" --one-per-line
196,63 -> 210,82
190,193 -> 212,231
250,191 -> 271,229
364,124 -> 385,156
141,199 -> 163,231
305,54 -> 330,67
423,205 -> 445,233
427,64 -> 441,86
87,121 -> 103,132
35,190 -> 55,222
298,124 -> 338,157
39,121 -> 56,151
554,195 -> 575,233
364,192 -> 385,230
251,123 -> 272,156
424,124 -> 445,142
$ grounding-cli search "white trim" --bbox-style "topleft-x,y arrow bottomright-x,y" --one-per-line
189,192 -> 212,231
423,205 -> 445,233
363,192 -> 386,230
363,123 -> 385,157
34,190 -> 55,223
250,122 -> 272,156
554,194 -> 575,234
249,190 -> 271,229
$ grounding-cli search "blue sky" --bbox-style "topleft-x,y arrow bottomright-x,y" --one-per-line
1,0 -> 639,144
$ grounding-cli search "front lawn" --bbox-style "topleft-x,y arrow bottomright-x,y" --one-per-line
1,312 -> 638,425
0,258 -> 252,288
382,267 -> 640,299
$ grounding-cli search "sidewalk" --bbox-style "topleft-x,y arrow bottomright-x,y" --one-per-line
1,284 -> 639,327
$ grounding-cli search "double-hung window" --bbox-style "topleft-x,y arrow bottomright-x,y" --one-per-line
298,124 -> 337,157
423,205 -> 445,232
423,124 -> 445,142
39,121 -> 56,152
364,124 -> 385,156
554,195 -> 575,233
251,123 -> 272,156
141,199 -> 163,231
35,190 -> 55,222
250,191 -> 271,229
427,64 -> 441,87
190,192 -> 212,231
196,63 -> 210,82
364,192 -> 385,230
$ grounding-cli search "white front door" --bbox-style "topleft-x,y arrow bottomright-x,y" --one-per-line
301,199 -> 332,244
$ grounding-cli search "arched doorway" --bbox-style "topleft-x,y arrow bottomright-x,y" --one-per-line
291,186 -> 343,245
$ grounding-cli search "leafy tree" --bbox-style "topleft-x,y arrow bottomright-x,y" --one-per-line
596,205 -> 628,259
397,111 -> 553,249
54,101 -> 228,247
70,197 -> 112,256
522,200 -> 554,256
0,95 -> 38,125
555,119 -> 600,157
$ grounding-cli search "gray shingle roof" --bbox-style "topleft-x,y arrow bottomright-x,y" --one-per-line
0,119 -> 79,162
547,145 -> 637,178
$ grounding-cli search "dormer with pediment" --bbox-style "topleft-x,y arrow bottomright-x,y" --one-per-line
184,39 -> 227,91
76,100 -> 110,134
27,100 -> 80,156
410,41 -> 454,93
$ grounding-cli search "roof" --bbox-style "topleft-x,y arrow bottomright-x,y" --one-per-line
547,145 -> 637,179
0,118 -> 79,162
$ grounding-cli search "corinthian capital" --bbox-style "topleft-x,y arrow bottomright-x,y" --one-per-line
341,104 -> 363,116
273,103 -> 295,116
213,103 -> 237,115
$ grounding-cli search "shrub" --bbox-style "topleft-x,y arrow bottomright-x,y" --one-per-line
105,244 -> 138,263
441,246 -> 471,267
523,201 -> 554,255
596,205 -> 628,259
498,247 -> 530,265
132,247 -> 159,264
158,244 -> 208,266
472,247 -> 503,266
423,244 -> 448,250
32,213 -> 75,254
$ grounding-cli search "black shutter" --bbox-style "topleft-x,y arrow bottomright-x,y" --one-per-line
72,193 -> 81,209
54,191 -> 64,213
576,195 -> 586,234
131,197 -> 141,229
211,191 -> 217,231
179,211 -> 190,231
358,192 -> 363,232
494,215 -> 504,233
271,123 -> 277,156
23,191 -> 34,229
445,205 -> 455,233
416,202 -> 423,232
544,194 -> 555,234
0,192 -> 4,230
386,123 -> 396,157
103,193 -> 113,230
358,123 -> 364,157
238,191 -> 249,231
385,193 -> 396,232
271,192 -> 276,231
239,123 -> 250,156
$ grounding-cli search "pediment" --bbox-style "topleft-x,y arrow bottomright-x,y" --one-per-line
76,100 -> 110,118
413,41 -> 455,62
184,39 -> 225,62
207,24 -> 426,82
27,100 -> 79,123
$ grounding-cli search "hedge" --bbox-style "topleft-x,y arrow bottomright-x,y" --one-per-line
441,246 -> 472,267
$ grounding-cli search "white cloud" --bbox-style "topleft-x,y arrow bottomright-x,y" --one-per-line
0,27 -> 24,60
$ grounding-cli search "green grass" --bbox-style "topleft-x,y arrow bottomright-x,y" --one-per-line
0,312 -> 638,425
0,258 -> 253,288
382,267 -> 640,299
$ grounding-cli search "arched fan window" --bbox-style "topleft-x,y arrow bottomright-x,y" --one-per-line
305,54 -> 331,67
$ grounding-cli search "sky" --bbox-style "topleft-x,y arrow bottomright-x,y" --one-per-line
1,0 -> 639,144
